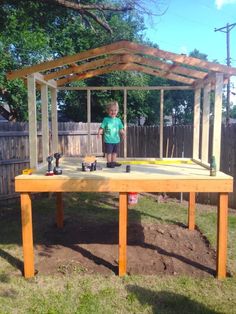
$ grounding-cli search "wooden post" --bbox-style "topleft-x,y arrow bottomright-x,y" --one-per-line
201,83 -> 211,163
192,87 -> 201,159
188,192 -> 195,230
41,84 -> 49,164
87,89 -> 91,155
160,89 -> 164,158
21,193 -> 34,278
213,73 -> 224,170
123,88 -> 127,158
27,74 -> 37,169
50,87 -> 58,154
217,192 -> 228,279
119,192 -> 128,276
56,192 -> 64,228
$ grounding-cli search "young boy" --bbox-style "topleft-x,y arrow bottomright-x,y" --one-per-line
98,101 -> 125,168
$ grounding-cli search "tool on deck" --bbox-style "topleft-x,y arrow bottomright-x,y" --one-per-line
22,168 -> 34,175
46,155 -> 54,176
82,155 -> 97,172
53,153 -> 63,175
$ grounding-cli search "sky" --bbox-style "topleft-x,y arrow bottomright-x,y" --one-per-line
144,0 -> 236,104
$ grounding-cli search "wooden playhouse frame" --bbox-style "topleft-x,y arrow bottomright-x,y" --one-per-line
7,40 -> 236,279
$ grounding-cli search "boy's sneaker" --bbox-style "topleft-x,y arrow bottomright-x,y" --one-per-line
112,162 -> 121,167
107,162 -> 115,168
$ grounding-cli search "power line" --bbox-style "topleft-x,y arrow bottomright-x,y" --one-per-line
215,22 -> 236,125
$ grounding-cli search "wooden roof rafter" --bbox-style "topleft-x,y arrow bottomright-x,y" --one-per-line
6,40 -> 236,87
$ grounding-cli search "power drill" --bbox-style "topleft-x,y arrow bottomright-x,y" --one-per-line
53,153 -> 63,175
46,155 -> 54,176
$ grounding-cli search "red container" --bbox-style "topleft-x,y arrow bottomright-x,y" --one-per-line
128,192 -> 138,205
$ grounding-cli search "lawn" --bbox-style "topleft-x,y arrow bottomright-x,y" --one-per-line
0,193 -> 236,314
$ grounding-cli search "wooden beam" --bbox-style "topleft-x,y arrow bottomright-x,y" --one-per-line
44,55 -> 119,80
34,72 -> 57,88
6,41 -> 128,80
87,89 -> 91,155
123,88 -> 127,158
119,192 -> 128,276
192,87 -> 201,159
122,41 -> 236,76
21,193 -> 34,278
216,192 -> 228,279
201,83 -> 211,163
41,84 -> 49,164
50,88 -> 58,154
27,75 -> 38,168
58,85 -> 193,91
212,73 -> 224,170
160,89 -> 164,158
57,63 -> 195,86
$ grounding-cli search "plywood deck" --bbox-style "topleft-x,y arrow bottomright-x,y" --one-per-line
15,157 -> 233,193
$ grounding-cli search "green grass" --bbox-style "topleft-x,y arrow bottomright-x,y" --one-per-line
0,193 -> 236,314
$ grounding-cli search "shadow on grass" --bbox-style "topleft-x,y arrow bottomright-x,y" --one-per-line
126,285 -> 219,314
0,248 -> 23,274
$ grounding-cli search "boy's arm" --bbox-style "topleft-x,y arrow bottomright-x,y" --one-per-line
97,127 -> 104,138
120,128 -> 125,140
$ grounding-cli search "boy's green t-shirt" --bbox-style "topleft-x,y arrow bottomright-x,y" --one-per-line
100,116 -> 124,144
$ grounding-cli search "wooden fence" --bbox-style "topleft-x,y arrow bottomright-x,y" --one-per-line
0,122 -> 236,208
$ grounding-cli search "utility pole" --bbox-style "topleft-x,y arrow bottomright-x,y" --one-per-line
215,22 -> 236,125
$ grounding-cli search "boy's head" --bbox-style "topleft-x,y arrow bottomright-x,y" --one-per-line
107,101 -> 119,118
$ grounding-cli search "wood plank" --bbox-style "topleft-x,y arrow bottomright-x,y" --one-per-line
212,73 -> 224,170
216,192 -> 228,279
87,90 -> 91,155
188,192 -> 195,230
57,63 -> 195,86
201,83 -> 211,162
123,88 -> 127,158
122,41 -> 236,75
41,84 -> 49,164
6,41 -> 127,80
192,88 -> 201,159
27,75 -> 38,168
20,193 -> 35,278
58,86 -> 193,91
119,192 -> 128,276
160,90 -> 164,158
50,88 -> 58,154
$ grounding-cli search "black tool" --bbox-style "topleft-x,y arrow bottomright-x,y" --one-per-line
46,155 -> 54,176
126,165 -> 131,173
53,153 -> 63,175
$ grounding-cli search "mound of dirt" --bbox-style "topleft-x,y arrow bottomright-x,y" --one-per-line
35,221 -> 216,277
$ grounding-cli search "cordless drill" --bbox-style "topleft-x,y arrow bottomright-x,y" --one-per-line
46,155 -> 54,176
53,153 -> 63,175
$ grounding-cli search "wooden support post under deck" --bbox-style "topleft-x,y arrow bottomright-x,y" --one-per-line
188,192 -> 195,230
160,89 -> 164,158
20,193 -> 34,278
217,192 -> 228,279
56,192 -> 64,228
119,192 -> 128,276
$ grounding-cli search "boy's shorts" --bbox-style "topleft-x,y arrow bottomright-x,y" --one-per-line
104,143 -> 119,154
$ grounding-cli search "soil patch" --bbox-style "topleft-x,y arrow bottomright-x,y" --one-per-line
35,220 -> 216,277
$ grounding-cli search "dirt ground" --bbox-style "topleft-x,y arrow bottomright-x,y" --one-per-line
35,218 -> 217,278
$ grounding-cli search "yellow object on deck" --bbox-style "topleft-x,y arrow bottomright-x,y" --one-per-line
22,168 -> 34,175
119,159 -> 194,165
